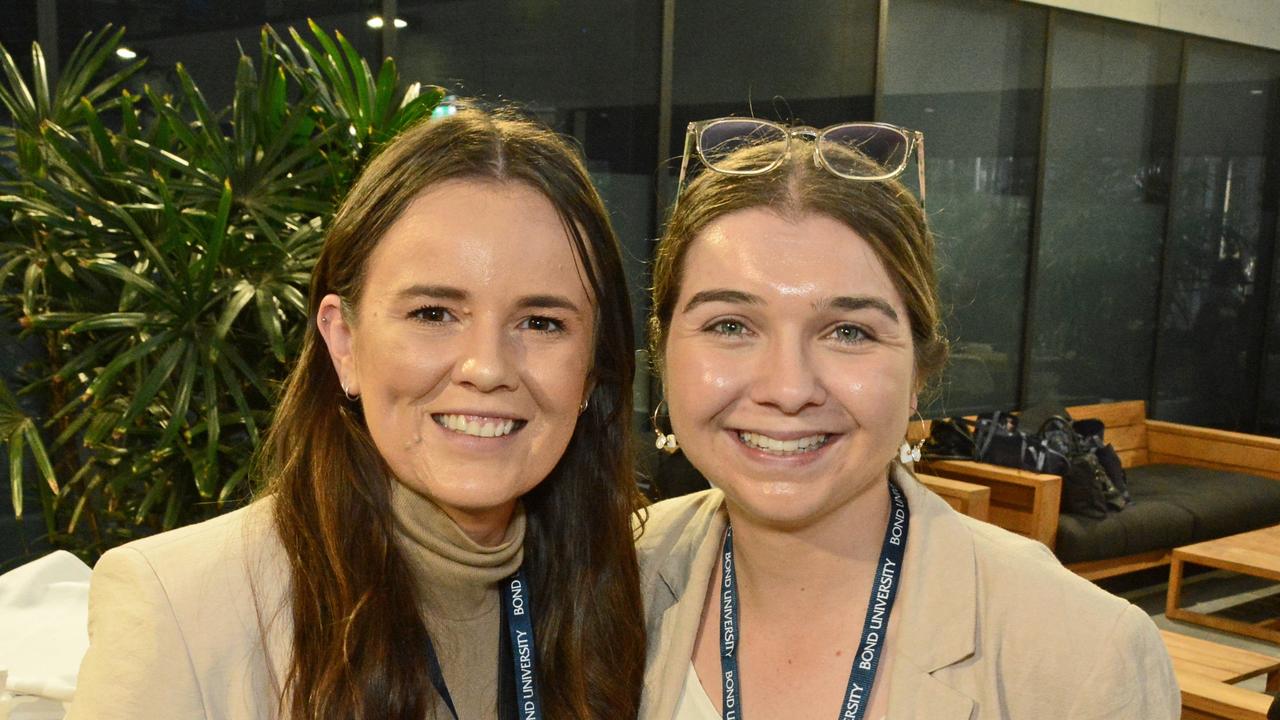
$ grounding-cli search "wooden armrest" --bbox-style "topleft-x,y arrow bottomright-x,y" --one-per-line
917,460 -> 1061,548
1146,420 -> 1280,480
916,473 -> 990,522
1176,671 -> 1274,719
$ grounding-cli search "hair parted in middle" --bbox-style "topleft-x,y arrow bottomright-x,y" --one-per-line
260,105 -> 645,720
649,136 -> 949,391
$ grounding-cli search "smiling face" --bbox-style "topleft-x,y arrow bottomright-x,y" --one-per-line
663,208 -> 917,529
318,179 -> 595,542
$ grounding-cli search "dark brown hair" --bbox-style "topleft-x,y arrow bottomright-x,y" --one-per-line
649,138 -> 948,389
259,107 -> 645,719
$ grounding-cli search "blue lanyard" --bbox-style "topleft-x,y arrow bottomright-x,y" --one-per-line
425,569 -> 543,720
720,481 -> 909,720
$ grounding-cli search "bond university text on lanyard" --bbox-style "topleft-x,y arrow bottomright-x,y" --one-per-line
423,569 -> 544,719
719,480 -> 909,720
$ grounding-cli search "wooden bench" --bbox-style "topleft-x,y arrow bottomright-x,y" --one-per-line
1164,629 -> 1280,719
916,473 -> 990,521
914,400 -> 1280,580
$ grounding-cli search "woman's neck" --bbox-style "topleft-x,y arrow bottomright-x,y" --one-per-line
724,478 -> 892,611
439,501 -> 518,547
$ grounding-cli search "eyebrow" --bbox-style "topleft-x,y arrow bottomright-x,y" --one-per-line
395,284 -> 468,301
681,289 -> 764,313
820,296 -> 900,323
394,285 -> 583,314
516,294 -> 584,314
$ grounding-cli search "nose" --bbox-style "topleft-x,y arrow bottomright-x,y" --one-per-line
748,335 -> 826,414
452,320 -> 519,393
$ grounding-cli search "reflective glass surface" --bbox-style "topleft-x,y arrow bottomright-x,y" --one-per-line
1153,39 -> 1280,428
881,0 -> 1046,414
1027,14 -> 1180,406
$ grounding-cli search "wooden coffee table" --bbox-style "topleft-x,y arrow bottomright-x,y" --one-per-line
1166,524 -> 1280,644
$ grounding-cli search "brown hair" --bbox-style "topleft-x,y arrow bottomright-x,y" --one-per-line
649,138 -> 948,389
259,107 -> 645,719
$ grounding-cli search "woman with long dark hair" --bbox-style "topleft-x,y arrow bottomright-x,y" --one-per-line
68,107 -> 646,719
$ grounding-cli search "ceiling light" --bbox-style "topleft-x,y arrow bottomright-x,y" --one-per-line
115,47 -> 137,60
367,16 -> 407,29
1250,89 -> 1264,95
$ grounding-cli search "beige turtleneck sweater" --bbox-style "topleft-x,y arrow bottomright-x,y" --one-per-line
390,481 -> 527,720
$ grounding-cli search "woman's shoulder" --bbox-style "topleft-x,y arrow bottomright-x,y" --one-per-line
93,495 -> 289,630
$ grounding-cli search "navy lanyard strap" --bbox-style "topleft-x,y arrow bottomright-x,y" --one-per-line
719,480 -> 909,720
500,570 -> 543,720
425,568 -> 542,720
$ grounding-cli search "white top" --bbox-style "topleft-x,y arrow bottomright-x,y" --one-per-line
672,663 -> 720,720
672,662 -> 887,720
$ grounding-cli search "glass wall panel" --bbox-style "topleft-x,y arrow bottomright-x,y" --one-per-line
1152,39 -> 1280,429
54,1 -> 376,111
1264,220 -> 1280,435
1026,13 -> 1180,407
670,0 -> 878,160
881,0 -> 1046,415
397,0 -> 662,348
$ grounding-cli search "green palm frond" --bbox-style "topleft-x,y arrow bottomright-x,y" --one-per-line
0,21 -> 441,559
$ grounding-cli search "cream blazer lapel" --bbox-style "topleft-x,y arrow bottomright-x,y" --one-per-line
639,491 -> 727,720
883,465 -> 978,719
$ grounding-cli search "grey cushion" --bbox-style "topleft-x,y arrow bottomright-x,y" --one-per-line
1054,464 -> 1280,564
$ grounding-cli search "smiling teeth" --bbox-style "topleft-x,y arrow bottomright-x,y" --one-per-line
738,431 -> 829,455
435,414 -> 517,438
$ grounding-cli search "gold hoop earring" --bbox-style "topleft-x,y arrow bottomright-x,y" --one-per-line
898,411 -> 926,464
651,400 -> 679,454
579,397 -> 590,414
342,382 -> 359,402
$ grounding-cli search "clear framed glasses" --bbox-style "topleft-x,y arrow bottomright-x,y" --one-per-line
674,117 -> 927,210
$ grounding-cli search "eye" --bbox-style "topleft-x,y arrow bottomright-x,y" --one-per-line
706,319 -> 750,337
409,306 -> 455,323
829,323 -> 870,344
519,315 -> 565,333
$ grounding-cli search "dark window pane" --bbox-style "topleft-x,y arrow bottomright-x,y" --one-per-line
881,0 -> 1046,415
1153,39 -> 1280,429
397,0 -> 662,348
670,0 -> 878,160
1027,14 -> 1180,407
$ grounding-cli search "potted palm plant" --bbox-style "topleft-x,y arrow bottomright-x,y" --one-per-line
0,21 -> 442,560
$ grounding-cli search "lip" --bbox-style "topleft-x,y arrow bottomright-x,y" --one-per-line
727,428 -> 843,466
432,410 -> 527,423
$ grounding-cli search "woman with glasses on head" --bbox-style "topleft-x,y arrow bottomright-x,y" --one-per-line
67,107 -> 646,720
637,118 -> 1178,719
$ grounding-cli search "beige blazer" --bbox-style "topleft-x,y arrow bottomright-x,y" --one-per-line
636,466 -> 1180,719
66,498 -> 294,720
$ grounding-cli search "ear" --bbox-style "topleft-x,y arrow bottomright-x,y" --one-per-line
909,392 -> 919,416
316,294 -> 359,396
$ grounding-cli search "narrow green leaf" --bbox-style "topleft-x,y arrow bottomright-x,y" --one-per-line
30,42 -> 50,119
84,329 -> 174,401
334,29 -> 372,125
134,479 -> 168,524
215,280 -> 256,340
198,179 -> 234,299
23,423 -> 58,494
156,344 -> 198,449
66,312 -> 154,333
119,339 -> 186,428
217,464 -> 250,505
162,487 -> 182,529
78,259 -> 163,298
8,430 -> 24,519
255,287 -> 286,362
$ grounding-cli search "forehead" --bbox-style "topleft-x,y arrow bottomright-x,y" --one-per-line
363,179 -> 592,301
681,208 -> 904,308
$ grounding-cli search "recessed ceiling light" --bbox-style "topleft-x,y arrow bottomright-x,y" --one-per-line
115,47 -> 137,60
1250,89 -> 1264,95
394,18 -> 408,28
366,16 -> 384,29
